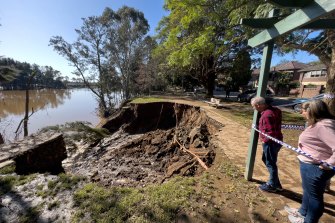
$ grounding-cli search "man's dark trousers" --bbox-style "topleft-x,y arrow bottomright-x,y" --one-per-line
262,142 -> 282,188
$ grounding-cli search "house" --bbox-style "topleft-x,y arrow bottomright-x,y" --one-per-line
272,61 -> 308,81
251,61 -> 309,95
251,61 -> 329,97
298,63 -> 327,98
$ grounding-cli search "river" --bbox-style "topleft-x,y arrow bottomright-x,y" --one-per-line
0,88 -> 99,142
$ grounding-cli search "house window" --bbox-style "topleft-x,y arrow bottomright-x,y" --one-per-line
304,69 -> 327,78
304,72 -> 311,78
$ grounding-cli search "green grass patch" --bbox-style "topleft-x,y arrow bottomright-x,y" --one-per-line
0,163 -> 16,174
282,111 -> 305,125
131,97 -> 166,104
47,200 -> 61,210
36,173 -> 86,198
18,206 -> 41,223
0,174 -> 37,196
72,177 -> 195,223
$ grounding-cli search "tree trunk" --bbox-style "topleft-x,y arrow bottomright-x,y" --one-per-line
207,71 -> 215,97
206,56 -> 215,97
24,88 -> 29,137
325,30 -> 335,116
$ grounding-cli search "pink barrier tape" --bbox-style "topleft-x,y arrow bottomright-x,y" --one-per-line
252,124 -> 335,171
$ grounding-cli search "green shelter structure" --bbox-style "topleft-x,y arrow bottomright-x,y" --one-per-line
241,0 -> 335,180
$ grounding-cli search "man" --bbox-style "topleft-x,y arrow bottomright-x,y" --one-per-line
251,96 -> 283,192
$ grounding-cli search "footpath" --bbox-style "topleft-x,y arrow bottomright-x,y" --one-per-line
173,98 -> 335,223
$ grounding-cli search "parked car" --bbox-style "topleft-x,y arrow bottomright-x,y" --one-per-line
291,93 -> 325,112
237,89 -> 274,102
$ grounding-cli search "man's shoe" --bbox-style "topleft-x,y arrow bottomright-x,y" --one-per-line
259,183 -> 277,192
284,206 -> 304,218
288,214 -> 304,223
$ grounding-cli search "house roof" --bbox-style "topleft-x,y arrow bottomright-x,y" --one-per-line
251,61 -> 327,78
298,63 -> 327,72
252,61 -> 309,75
273,61 -> 308,71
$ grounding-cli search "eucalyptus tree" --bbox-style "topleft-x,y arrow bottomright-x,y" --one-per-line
132,36 -> 167,94
50,8 -> 118,116
104,6 -> 150,99
50,6 -> 149,114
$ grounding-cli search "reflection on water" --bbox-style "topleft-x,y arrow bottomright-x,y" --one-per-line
0,89 -> 99,142
0,89 -> 70,117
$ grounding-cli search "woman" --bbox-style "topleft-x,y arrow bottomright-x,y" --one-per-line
286,100 -> 335,223
301,103 -> 331,192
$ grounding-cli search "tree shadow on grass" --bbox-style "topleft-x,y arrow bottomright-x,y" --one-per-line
0,177 -> 46,223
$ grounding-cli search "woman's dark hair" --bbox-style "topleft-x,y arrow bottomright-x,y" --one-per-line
307,100 -> 335,125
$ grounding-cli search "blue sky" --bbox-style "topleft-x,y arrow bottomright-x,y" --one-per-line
0,0 -> 318,79
0,0 -> 167,78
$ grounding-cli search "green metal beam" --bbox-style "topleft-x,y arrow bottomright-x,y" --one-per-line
248,0 -> 335,47
242,18 -> 335,30
301,19 -> 335,29
240,18 -> 280,29
245,42 -> 274,181
267,0 -> 315,8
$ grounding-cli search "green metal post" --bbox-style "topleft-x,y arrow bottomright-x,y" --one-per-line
244,41 -> 274,180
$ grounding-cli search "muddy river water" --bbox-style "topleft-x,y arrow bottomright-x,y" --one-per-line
0,88 -> 99,142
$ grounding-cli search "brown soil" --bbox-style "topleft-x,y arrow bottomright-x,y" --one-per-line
2,97 -> 334,223
66,100 -> 286,223
66,103 -> 218,187
88,99 -> 335,223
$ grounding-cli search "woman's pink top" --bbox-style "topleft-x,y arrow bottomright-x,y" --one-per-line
298,119 -> 335,166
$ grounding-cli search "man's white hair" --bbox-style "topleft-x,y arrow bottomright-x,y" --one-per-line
251,96 -> 266,105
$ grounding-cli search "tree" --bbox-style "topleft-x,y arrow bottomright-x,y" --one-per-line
221,50 -> 252,91
0,58 -> 66,89
0,64 -> 16,143
105,6 -> 150,99
0,66 -> 18,83
50,6 -> 149,115
155,0 -> 257,96
132,36 -> 167,94
50,8 -> 118,116
13,64 -> 37,138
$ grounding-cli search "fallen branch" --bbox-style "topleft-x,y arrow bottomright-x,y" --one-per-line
174,139 -> 209,170
165,158 -> 196,178
14,107 -> 35,135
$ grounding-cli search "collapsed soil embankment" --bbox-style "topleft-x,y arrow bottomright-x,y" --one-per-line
1,100 -> 294,223
65,102 -> 221,187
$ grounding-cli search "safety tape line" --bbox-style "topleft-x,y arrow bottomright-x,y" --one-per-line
281,124 -> 305,131
324,93 -> 335,99
252,124 -> 335,171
